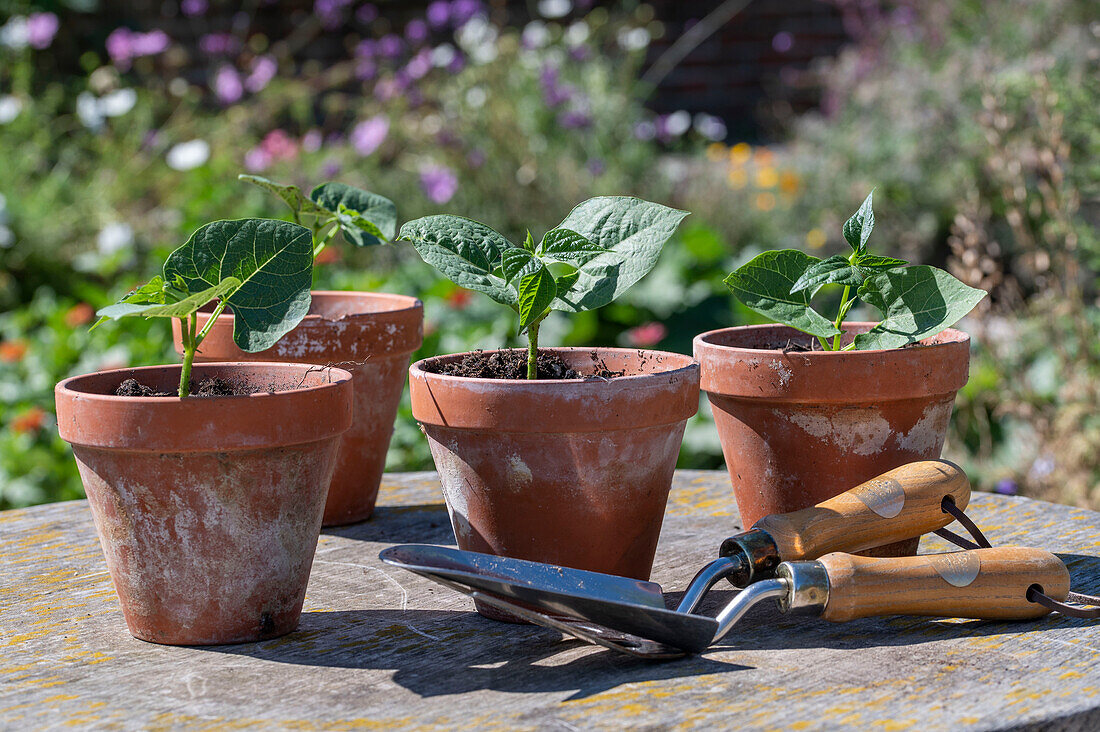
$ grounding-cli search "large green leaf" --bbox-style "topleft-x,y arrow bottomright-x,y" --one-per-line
239,175 -> 327,217
311,182 -> 397,246
538,228 -> 612,266
853,266 -> 987,350
551,196 -> 688,312
723,249 -> 842,339
843,191 -> 875,253
164,219 -> 314,352
399,215 -> 516,305
96,278 -> 242,322
790,254 -> 864,295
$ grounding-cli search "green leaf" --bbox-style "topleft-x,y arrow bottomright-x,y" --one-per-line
523,230 -> 536,252
554,269 -> 580,293
97,278 -> 242,322
516,266 -> 557,329
723,249 -> 842,339
335,203 -> 386,241
854,253 -> 908,273
790,254 -> 864,295
500,247 -> 542,284
550,196 -> 689,312
843,191 -> 875,253
239,175 -> 327,217
539,228 -> 613,266
399,215 -> 516,306
853,266 -> 987,350
311,182 -> 397,246
164,219 -> 314,352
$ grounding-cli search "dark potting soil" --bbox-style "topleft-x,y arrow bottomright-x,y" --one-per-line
114,376 -> 272,397
430,350 -> 626,380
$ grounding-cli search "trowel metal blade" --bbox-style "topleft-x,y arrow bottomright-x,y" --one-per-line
380,544 -> 718,653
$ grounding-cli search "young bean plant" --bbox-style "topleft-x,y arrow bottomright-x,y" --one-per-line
724,191 -> 987,350
240,175 -> 397,258
399,196 -> 689,379
94,218 -> 314,397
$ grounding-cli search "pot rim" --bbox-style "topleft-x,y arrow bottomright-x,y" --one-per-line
409,346 -> 700,432
693,322 -> 970,356
56,362 -> 354,451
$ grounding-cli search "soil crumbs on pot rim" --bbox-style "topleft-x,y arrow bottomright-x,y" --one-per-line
430,350 -> 626,380
114,377 -> 274,397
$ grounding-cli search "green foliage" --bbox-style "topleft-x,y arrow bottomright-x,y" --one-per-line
724,193 -> 986,350
400,196 -> 687,377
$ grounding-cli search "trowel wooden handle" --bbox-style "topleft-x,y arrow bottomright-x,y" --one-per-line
754,461 -> 971,560
817,547 -> 1070,622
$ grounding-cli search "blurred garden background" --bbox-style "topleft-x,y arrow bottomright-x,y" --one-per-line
1,0 -> 1097,510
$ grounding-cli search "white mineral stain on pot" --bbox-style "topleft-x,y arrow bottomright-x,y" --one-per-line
787,408 -> 892,456
506,454 -> 533,489
428,437 -> 474,540
769,360 -> 793,387
894,401 -> 952,454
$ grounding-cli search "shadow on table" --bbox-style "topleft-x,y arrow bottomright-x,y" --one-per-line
201,607 -> 745,700
323,504 -> 455,546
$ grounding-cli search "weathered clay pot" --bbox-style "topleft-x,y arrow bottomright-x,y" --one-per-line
694,323 -> 970,556
55,362 -> 353,645
409,347 -> 699,620
172,291 -> 423,526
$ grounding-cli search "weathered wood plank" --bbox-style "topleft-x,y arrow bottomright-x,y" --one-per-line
1,471 -> 1099,730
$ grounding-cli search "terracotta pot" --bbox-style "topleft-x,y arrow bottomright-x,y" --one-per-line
409,347 -> 699,620
694,323 -> 970,556
172,291 -> 423,526
55,362 -> 353,645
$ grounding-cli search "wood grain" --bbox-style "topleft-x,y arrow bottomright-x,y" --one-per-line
818,547 -> 1071,622
756,460 -> 971,559
1,470 -> 1099,731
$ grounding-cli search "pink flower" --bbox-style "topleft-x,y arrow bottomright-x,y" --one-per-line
245,55 -> 277,93
214,66 -> 243,105
301,129 -> 323,153
260,129 -> 298,161
27,12 -> 59,50
244,146 -> 271,172
181,0 -> 208,16
106,28 -> 170,69
351,115 -> 389,156
199,33 -> 239,55
625,322 -> 667,347
419,164 -> 458,204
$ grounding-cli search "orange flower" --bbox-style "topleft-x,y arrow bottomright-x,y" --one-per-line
315,246 -> 342,265
727,168 -> 748,189
754,192 -> 776,212
64,303 -> 96,328
12,407 -> 46,434
728,142 -> 752,166
779,171 -> 801,195
806,228 -> 827,249
754,147 -> 775,166
446,288 -> 473,310
755,167 -> 779,189
706,143 -> 727,162
0,339 -> 28,363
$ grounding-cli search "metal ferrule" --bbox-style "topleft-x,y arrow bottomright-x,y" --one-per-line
775,560 -> 830,616
719,528 -> 781,586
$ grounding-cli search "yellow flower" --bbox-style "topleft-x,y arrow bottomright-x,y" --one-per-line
728,168 -> 748,189
706,143 -> 727,162
755,167 -> 778,189
729,142 -> 752,166
754,192 -> 776,211
779,170 -> 801,194
806,228 -> 827,249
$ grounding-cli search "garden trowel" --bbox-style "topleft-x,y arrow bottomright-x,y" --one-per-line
381,460 -> 973,655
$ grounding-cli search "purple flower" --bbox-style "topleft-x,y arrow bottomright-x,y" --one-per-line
199,33 -> 239,55
302,129 -> 323,152
406,19 -> 429,44
558,110 -> 591,129
356,58 -> 377,81
446,52 -> 465,74
356,39 -> 376,58
378,34 -> 403,59
569,45 -> 589,61
245,55 -> 277,93
450,0 -> 482,26
244,146 -> 272,172
405,48 -> 432,79
633,120 -> 656,140
356,3 -> 379,24
26,12 -> 58,50
772,31 -> 793,53
314,0 -> 354,30
466,148 -> 486,168
181,0 -> 209,17
586,158 -> 605,176
993,479 -> 1019,496
351,115 -> 389,156
322,159 -> 342,178
107,28 -> 170,69
420,164 -> 458,204
214,66 -> 243,105
427,1 -> 450,28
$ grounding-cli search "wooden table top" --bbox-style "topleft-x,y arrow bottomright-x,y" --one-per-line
2,470 -> 1099,730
